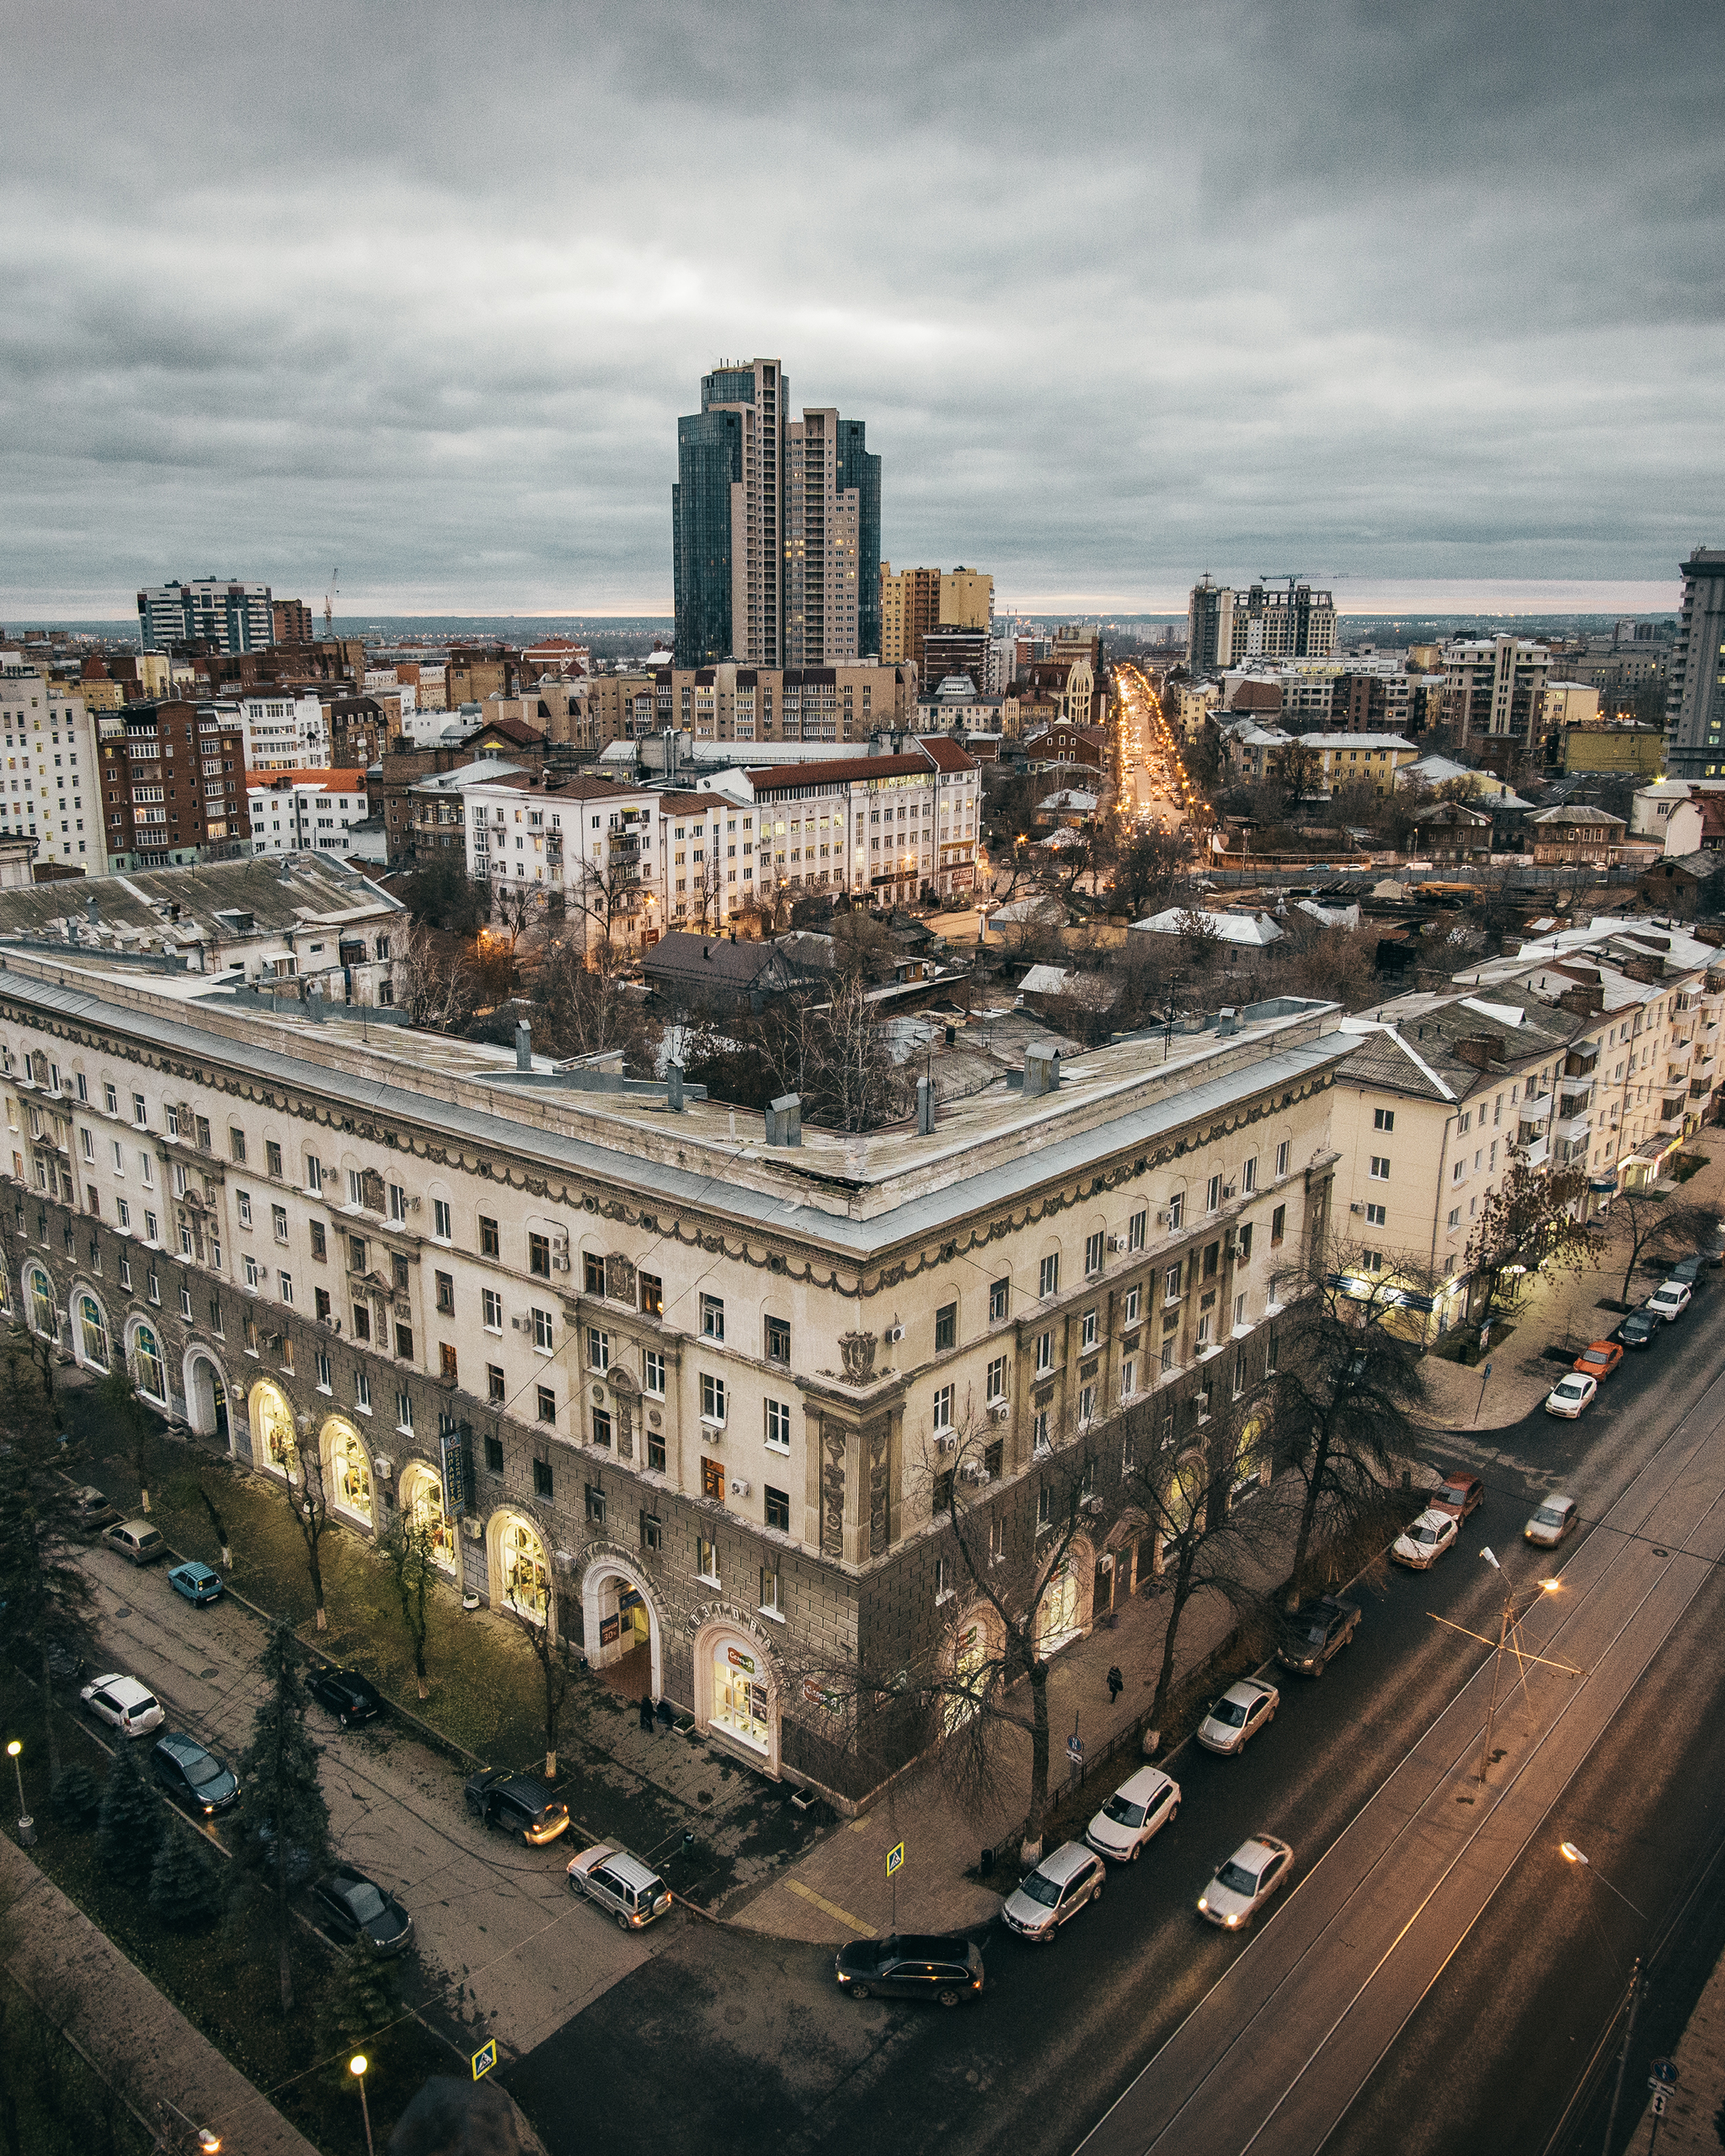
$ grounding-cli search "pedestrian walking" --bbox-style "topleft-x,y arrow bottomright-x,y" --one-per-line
639,1694 -> 655,1733
1107,1665 -> 1124,1705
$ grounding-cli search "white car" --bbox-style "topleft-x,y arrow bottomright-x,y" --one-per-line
1199,1835 -> 1294,1929
1196,1677 -> 1279,1757
79,1673 -> 165,1737
1525,1495 -> 1579,1547
1648,1279 -> 1692,1321
1085,1768 -> 1181,1863
1544,1373 -> 1598,1418
1001,1841 -> 1106,1941
1392,1509 -> 1460,1570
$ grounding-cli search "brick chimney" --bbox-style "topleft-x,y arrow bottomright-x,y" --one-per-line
1557,983 -> 1605,1016
1453,1033 -> 1505,1069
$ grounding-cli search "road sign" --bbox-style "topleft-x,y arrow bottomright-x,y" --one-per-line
885,1841 -> 904,1879
472,2039 -> 497,2082
1066,1735 -> 1085,1765
1652,2059 -> 1679,2084
1650,2089 -> 1669,2117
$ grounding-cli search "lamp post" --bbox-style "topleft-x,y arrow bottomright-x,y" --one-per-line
1559,1845 -> 1645,2156
7,1738 -> 33,1847
350,2054 -> 376,2156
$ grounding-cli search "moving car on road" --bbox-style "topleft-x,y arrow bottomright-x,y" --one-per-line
311,1865 -> 415,1955
306,1667 -> 382,1728
1086,1768 -> 1181,1862
1001,1843 -> 1105,1941
1648,1279 -> 1692,1321
1199,1835 -> 1294,1929
1573,1341 -> 1623,1382
152,1731 -> 239,1816
167,1560 -> 223,1605
79,1673 -> 163,1737
1616,1307 -> 1661,1348
1525,1495 -> 1579,1547
1392,1510 -> 1460,1570
103,1519 -> 167,1566
835,1934 -> 984,2004
566,1844 -> 674,1929
463,1767 -> 569,1844
1197,1677 -> 1279,1755
1276,1596 -> 1360,1676
1431,1473 -> 1485,1519
1545,1373 -> 1598,1419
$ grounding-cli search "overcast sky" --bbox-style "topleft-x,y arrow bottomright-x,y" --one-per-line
3,0 -> 1720,622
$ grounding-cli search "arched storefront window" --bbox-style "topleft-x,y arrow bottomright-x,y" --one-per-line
77,1294 -> 109,1371
249,1378 -> 298,1476
132,1322 -> 166,1403
323,1417 -> 373,1525
27,1264 -> 55,1342
1036,1558 -> 1082,1654
711,1636 -> 772,1754
402,1464 -> 455,1568
499,1515 -> 550,1622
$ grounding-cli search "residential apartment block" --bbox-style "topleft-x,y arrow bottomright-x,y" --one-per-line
1665,549 -> 1725,782
137,580 -> 275,655
246,770 -> 372,857
0,670 -> 107,873
0,963 -> 1343,1803
1188,578 -> 1337,670
1441,637 -> 1551,746
784,408 -> 880,667
1295,734 -> 1419,796
98,702 -> 248,869
880,563 -> 995,674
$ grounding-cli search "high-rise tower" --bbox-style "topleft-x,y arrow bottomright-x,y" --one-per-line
673,359 -> 786,669
1666,550 -> 1725,781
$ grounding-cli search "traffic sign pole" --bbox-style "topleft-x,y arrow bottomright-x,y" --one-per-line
885,1840 -> 904,1930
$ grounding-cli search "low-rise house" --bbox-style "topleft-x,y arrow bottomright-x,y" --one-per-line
1411,800 -> 1493,865
1528,805 -> 1626,867
1130,907 -> 1284,947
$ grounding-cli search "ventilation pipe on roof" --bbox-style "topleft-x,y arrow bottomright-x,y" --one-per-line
917,1073 -> 936,1135
765,1093 -> 802,1147
666,1060 -> 686,1114
515,1018 -> 532,1072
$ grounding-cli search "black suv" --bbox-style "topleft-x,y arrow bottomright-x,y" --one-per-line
306,1667 -> 382,1728
464,1767 -> 570,1844
836,1934 -> 984,2005
152,1731 -> 239,1815
1275,1596 -> 1360,1677
1617,1307 -> 1661,1348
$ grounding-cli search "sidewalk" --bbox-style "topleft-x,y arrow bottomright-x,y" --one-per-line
1623,1940 -> 1725,2152
1418,1141 -> 1725,1434
0,1831 -> 318,2156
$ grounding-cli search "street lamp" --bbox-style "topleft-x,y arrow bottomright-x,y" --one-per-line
1559,1845 -> 1646,2156
1559,1842 -> 1645,1919
350,2055 -> 376,2156
6,1738 -> 33,1847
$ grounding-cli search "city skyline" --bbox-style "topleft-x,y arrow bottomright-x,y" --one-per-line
4,2 -> 1721,622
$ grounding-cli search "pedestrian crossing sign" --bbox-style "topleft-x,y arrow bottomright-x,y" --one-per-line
886,1841 -> 905,1878
472,2039 -> 497,2081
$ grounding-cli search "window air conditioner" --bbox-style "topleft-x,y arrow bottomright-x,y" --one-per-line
511,1315 -> 527,1331
1156,1209 -> 1171,1227
461,1516 -> 483,1542
884,1323 -> 904,1344
934,1433 -> 957,1455
1348,1202 -> 1364,1215
729,1477 -> 751,1498
990,1401 -> 1010,1422
1223,1183 -> 1237,1199
1108,1234 -> 1127,1252
372,1456 -> 393,1479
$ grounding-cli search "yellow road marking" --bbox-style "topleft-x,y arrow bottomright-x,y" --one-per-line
785,1879 -> 875,1935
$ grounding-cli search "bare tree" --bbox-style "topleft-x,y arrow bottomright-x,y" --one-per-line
565,851 -> 650,955
378,1510 -> 438,1700
536,939 -> 657,1070
279,1429 -> 335,1631
506,1598 -> 574,1779
1464,1145 -> 1601,1323
389,916 -> 475,1032
489,880 -> 552,960
1605,1186 -> 1720,1307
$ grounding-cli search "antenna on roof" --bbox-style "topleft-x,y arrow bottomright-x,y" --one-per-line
323,568 -> 339,641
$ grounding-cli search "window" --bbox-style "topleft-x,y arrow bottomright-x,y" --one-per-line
759,1564 -> 783,1615
432,1198 -> 451,1240
348,1170 -> 365,1206
229,1127 -> 245,1162
989,1277 -> 1009,1322
244,1254 -> 259,1290
237,1189 -> 253,1229
1447,1206 -> 1462,1230
310,1220 -> 327,1262
1206,1174 -> 1222,1212
396,1390 -> 414,1433
1242,1156 -> 1257,1193
104,1082 -> 118,1115
1164,1263 -> 1182,1304
1037,1484 -> 1054,1528
647,1424 -> 667,1473
587,1326 -> 610,1372
531,1456 -> 552,1499
531,1307 -> 553,1352
388,1182 -> 407,1223
435,1269 -> 454,1314
316,1350 -> 332,1392
702,1373 -> 728,1423
638,1271 -> 664,1317
315,1286 -> 331,1322
701,1293 -> 724,1340
1035,1330 -> 1054,1374
1275,1142 -> 1290,1177
641,1511 -> 662,1553
1079,1307 -> 1097,1350
1128,1208 -> 1146,1251
702,1456 -> 725,1502
537,1384 -> 556,1423
1270,1204 -> 1286,1244
483,1287 -> 502,1331
765,1484 -> 791,1534
479,1214 -> 499,1258
1160,1337 -> 1174,1372
1369,1156 -> 1391,1181
440,1341 -> 458,1383
280,1272 -> 294,1305
1264,1329 -> 1279,1375
272,1203 -> 288,1243
1079,1383 -> 1096,1425
1373,1107 -> 1395,1132
488,1364 -> 505,1404
484,1433 -> 504,1474
1039,1253 -> 1060,1299
132,1092 -> 147,1128
766,1314 -> 792,1364
696,1535 -> 719,1583
1360,1250 -> 1383,1271
1124,1283 -> 1141,1323
933,1302 -> 956,1353
529,1232 -> 550,1278
351,1302 -> 370,1341
1365,1203 -> 1386,1227
985,1354 -> 1007,1402
1085,1231 -> 1105,1276
766,1398 -> 792,1450
348,1233 -> 366,1271
584,1252 -> 605,1294
395,1322 -> 414,1360
1167,1193 -> 1184,1230
643,1348 -> 665,1396
265,1139 -> 283,1178
1121,1359 -> 1137,1399
932,1383 -> 953,1431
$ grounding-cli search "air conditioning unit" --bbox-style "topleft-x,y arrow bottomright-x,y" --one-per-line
730,1477 -> 751,1498
1348,1202 -> 1364,1215
960,1460 -> 990,1484
511,1315 -> 527,1331
1108,1234 -> 1127,1252
555,1549 -> 577,1572
461,1516 -> 483,1542
372,1456 -> 393,1480
990,1401 -> 1010,1422
1080,1494 -> 1105,1517
1098,1552 -> 1114,1572
1155,1209 -> 1172,1227
407,1195 -> 421,1213
934,1433 -> 957,1455
884,1324 -> 905,1344
1223,1183 -> 1237,1199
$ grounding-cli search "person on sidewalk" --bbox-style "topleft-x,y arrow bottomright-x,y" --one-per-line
638,1694 -> 655,1734
1107,1666 -> 1124,1705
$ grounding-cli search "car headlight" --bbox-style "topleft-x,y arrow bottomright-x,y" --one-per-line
1226,1913 -> 1241,1928
1198,1897 -> 1209,1913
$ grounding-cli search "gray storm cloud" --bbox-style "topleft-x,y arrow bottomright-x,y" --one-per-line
2,0 -> 1720,616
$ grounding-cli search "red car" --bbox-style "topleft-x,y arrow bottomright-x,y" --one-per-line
1573,1340 -> 1624,1382
1431,1473 -> 1485,1520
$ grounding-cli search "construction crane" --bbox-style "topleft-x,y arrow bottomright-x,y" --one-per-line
323,568 -> 339,640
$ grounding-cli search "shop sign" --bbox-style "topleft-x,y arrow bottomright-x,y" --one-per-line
599,1614 -> 621,1646
803,1677 -> 842,1713
727,1646 -> 757,1676
618,1588 -> 644,1614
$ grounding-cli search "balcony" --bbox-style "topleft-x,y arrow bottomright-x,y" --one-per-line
1553,1112 -> 1593,1144
1519,1134 -> 1551,1170
1558,1083 -> 1594,1116
1518,1091 -> 1554,1122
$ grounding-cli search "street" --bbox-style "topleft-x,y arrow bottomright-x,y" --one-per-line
1112,661 -> 1196,839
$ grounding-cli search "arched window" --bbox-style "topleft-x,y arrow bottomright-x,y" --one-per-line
499,1516 -> 549,1622
132,1323 -> 166,1403
323,1417 -> 372,1525
402,1464 -> 454,1568
77,1294 -> 109,1370
249,1379 -> 298,1475
26,1264 -> 55,1341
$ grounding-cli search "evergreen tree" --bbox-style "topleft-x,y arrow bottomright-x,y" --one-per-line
49,1765 -> 101,1830
148,1824 -> 223,1929
320,1932 -> 398,2065
0,1341 -> 93,1780
95,1742 -> 160,1886
238,1625 -> 329,2012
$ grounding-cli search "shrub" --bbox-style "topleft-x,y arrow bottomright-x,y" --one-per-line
95,1742 -> 160,1886
148,1825 -> 225,1929
49,1764 -> 101,1829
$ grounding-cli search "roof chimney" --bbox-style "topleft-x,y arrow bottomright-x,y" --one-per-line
1453,1033 -> 1504,1069
515,1018 -> 532,1071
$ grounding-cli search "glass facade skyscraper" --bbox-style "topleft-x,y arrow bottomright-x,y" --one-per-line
672,408 -> 743,669
837,419 -> 881,661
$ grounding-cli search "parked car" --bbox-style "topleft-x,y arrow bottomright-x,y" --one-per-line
1573,1341 -> 1624,1382
167,1560 -> 223,1606
1545,1373 -> 1598,1419
1431,1473 -> 1485,1520
1648,1280 -> 1692,1322
463,1767 -> 569,1844
1391,1509 -> 1460,1570
566,1844 -> 674,1930
311,1865 -> 415,1956
1001,1842 -> 1106,1941
1667,1254 -> 1706,1287
1616,1307 -> 1661,1348
1086,1767 -> 1181,1863
67,1485 -> 120,1532
306,1667 -> 382,1729
1199,1835 -> 1295,1929
79,1673 -> 163,1737
1276,1596 -> 1360,1677
1197,1677 -> 1279,1756
102,1519 -> 167,1566
835,1933 -> 984,2004
152,1732 -> 238,1816
1525,1495 -> 1580,1548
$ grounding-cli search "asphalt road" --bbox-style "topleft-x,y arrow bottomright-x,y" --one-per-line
502,1286 -> 1725,2156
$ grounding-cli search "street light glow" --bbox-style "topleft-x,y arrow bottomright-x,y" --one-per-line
1560,1842 -> 1588,1865
350,2054 -> 368,2078
5,1742 -> 18,1758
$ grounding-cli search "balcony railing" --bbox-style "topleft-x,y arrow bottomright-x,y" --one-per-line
1519,1134 -> 1551,1170
1519,1091 -> 1554,1122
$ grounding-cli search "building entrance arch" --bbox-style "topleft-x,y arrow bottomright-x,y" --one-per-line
580,1553 -> 663,1702
1035,1531 -> 1095,1656
399,1461 -> 456,1572
184,1348 -> 230,1449
692,1616 -> 781,1777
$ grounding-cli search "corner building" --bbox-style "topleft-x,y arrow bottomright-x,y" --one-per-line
0,963 -> 1346,1805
